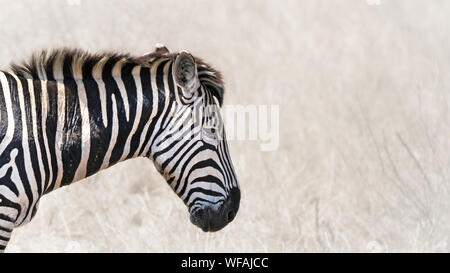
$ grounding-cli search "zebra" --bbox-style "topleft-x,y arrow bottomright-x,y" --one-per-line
0,44 -> 240,252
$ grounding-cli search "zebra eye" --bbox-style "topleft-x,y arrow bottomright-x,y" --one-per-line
204,127 -> 216,137
202,124 -> 219,144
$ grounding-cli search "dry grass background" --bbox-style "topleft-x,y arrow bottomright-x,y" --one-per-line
0,0 -> 449,252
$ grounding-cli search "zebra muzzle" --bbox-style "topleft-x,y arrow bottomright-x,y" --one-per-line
189,188 -> 240,232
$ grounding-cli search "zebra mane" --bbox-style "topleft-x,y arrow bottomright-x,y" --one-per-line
9,48 -> 132,80
9,47 -> 225,106
195,57 -> 225,106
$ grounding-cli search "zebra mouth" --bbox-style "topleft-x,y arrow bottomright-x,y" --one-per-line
189,188 -> 241,232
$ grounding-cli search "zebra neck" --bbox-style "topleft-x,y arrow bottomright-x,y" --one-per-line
47,65 -> 172,191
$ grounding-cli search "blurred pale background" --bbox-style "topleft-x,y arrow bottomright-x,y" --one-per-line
1,0 -> 449,252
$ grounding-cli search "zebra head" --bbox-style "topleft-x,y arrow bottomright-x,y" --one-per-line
148,49 -> 240,232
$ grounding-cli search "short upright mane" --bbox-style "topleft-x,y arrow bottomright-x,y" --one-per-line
9,48 -> 133,80
195,57 -> 225,106
8,47 -> 225,105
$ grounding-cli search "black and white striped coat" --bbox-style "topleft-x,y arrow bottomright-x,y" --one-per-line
0,45 -> 240,252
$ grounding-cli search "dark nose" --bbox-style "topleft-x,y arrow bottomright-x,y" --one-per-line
190,188 -> 240,232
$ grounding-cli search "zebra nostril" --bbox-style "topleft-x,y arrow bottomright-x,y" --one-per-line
193,207 -> 205,219
227,209 -> 236,222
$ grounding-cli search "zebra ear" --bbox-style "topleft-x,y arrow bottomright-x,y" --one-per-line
173,51 -> 200,94
154,43 -> 169,54
134,44 -> 170,66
